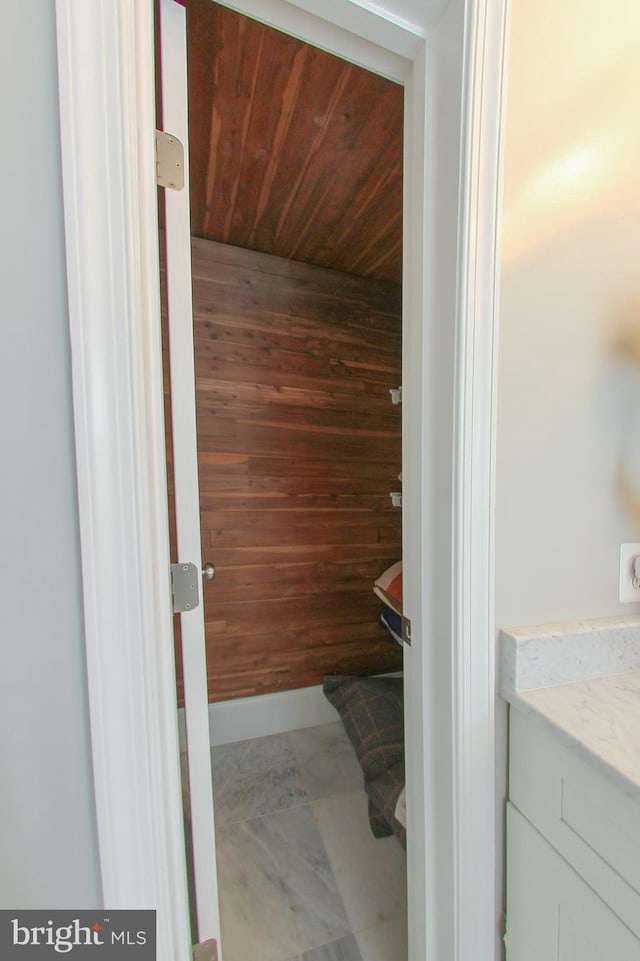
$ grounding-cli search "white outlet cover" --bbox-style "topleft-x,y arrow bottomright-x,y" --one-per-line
619,543 -> 640,602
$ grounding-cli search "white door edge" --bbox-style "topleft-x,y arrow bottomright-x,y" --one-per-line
54,0 -> 507,959
158,0 -> 222,946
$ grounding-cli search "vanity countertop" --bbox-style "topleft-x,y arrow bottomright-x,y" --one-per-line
507,669 -> 640,802
500,615 -> 640,802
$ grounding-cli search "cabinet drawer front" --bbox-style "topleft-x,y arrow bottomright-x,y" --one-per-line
509,709 -> 640,938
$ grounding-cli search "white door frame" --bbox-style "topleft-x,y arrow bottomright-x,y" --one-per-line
55,1 -> 508,959
158,0 -> 222,946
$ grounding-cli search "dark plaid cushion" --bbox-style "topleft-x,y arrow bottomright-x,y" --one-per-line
323,674 -> 405,843
368,763 -> 406,846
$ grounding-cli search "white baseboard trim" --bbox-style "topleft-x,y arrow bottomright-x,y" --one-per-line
177,683 -> 340,749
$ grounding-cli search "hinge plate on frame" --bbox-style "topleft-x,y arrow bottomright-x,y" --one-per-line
155,129 -> 185,190
171,562 -> 200,613
401,615 -> 412,646
389,386 -> 402,405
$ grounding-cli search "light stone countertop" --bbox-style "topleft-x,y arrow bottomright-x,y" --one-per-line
500,615 -> 640,802
507,669 -> 640,802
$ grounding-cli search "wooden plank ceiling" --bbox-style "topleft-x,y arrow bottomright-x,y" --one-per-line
186,0 -> 404,284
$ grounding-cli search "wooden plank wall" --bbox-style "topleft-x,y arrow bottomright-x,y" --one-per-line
164,236 -> 403,704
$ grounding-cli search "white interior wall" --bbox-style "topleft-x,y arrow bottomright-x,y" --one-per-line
496,0 -> 640,631
494,0 -> 640,949
0,0 -> 101,908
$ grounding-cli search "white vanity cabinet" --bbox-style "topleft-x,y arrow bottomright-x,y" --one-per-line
506,710 -> 640,960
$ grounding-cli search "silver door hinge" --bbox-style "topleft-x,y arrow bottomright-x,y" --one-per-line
171,562 -> 200,612
389,386 -> 402,405
401,615 -> 412,646
155,129 -> 185,190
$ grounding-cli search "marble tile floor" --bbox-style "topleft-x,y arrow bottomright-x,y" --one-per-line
210,721 -> 407,961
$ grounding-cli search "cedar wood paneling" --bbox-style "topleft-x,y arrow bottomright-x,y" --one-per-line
164,237 -> 403,703
186,0 -> 403,283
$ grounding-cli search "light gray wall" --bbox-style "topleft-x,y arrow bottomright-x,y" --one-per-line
494,3 -> 640,952
0,0 -> 101,907
496,0 -> 640,631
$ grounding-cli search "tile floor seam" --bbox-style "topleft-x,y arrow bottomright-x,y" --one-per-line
216,793 -> 315,829
209,721 -> 407,961
217,782 -> 369,830
218,799 -> 356,949
279,931 -> 365,961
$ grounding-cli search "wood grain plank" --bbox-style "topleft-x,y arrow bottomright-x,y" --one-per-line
164,236 -> 402,704
198,460 -> 399,489
189,237 -> 402,314
186,3 -> 403,282
202,510 -> 400,548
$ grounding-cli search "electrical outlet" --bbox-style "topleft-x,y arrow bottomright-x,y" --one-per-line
619,543 -> 640,602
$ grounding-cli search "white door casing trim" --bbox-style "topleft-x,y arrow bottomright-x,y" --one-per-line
451,0 -> 508,957
54,0 -> 508,958
214,0 -> 417,74
55,1 -> 192,959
